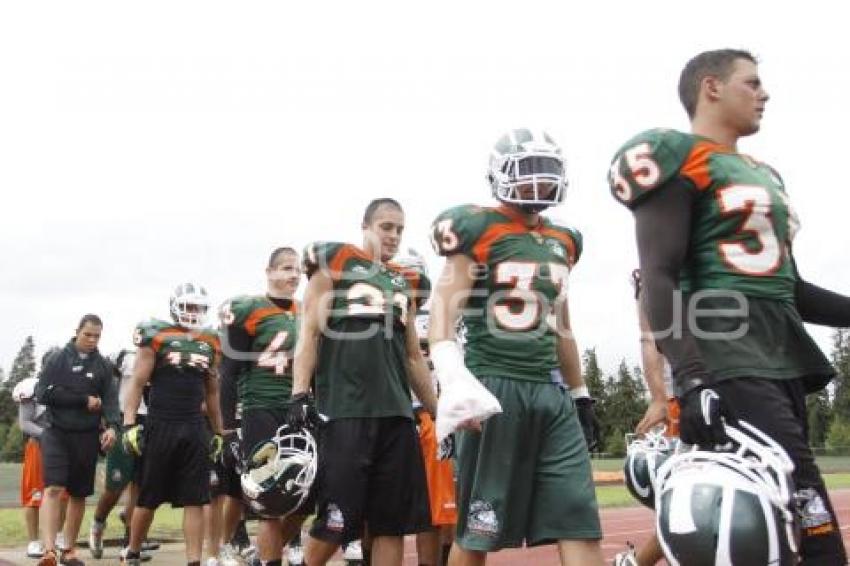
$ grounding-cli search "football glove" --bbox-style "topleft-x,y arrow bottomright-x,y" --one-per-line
430,340 -> 502,443
574,396 -> 600,452
679,387 -> 736,450
286,392 -> 325,430
122,424 -> 144,457
209,433 -> 223,462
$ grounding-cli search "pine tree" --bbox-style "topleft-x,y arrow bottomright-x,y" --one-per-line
0,337 -> 38,426
807,389 -> 831,448
7,336 -> 36,389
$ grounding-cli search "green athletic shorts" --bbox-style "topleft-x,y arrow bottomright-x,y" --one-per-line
454,376 -> 602,551
104,436 -> 136,492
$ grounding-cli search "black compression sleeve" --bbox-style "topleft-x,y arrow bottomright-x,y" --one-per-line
796,278 -> 850,327
633,180 -> 711,395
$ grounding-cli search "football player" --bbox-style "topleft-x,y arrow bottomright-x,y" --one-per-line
609,48 -> 850,564
613,270 -> 680,566
121,282 -> 224,566
291,198 -> 438,566
89,349 -> 157,562
395,250 -> 457,566
428,129 -> 604,566
219,247 -> 308,566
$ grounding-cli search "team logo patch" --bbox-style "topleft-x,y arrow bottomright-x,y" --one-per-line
209,469 -> 220,488
797,488 -> 835,535
32,490 -> 42,502
326,503 -> 345,532
111,469 -> 122,483
545,239 -> 566,258
468,500 -> 499,537
198,342 -> 211,352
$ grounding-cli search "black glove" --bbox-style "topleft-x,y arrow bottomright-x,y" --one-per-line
574,397 -> 600,452
679,387 -> 736,449
286,392 -> 323,430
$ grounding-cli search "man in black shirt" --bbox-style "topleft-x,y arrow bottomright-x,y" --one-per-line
35,314 -> 119,566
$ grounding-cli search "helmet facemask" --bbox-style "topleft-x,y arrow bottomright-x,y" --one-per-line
488,130 -> 567,212
169,282 -> 210,330
241,424 -> 318,518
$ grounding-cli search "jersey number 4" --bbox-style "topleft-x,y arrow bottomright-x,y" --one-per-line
258,331 -> 290,376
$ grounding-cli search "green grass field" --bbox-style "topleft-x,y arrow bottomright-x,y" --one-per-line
2,461 -> 850,546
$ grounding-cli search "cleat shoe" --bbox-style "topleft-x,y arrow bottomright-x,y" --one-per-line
286,540 -> 304,566
59,548 -> 85,566
27,540 -> 46,558
88,520 -> 105,559
55,533 -> 67,552
119,547 -> 142,566
141,540 -> 160,552
219,544 -> 241,566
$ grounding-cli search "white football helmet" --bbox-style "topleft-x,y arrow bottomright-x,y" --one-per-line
169,282 -> 210,330
655,421 -> 798,566
488,128 -> 567,212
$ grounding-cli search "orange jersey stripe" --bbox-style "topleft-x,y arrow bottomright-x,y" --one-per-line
471,222 -> 529,265
244,303 -> 296,336
327,245 -> 373,280
151,328 -> 220,354
680,139 -> 730,191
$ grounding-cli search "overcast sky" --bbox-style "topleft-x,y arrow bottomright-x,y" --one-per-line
1,1 -> 849,378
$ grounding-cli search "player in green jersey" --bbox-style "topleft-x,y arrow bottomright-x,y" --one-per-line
609,49 -> 850,564
219,247 -> 307,566
429,129 -> 603,566
291,198 -> 438,566
121,282 -> 224,566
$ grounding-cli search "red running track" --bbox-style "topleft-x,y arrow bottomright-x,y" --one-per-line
398,488 -> 850,565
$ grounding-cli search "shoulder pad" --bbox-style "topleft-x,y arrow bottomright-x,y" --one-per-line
132,319 -> 170,348
608,129 -> 696,208
303,242 -> 362,279
220,295 -> 260,328
430,204 -> 492,257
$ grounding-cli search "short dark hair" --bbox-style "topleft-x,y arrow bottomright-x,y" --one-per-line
268,247 -> 297,268
76,313 -> 103,331
362,198 -> 403,225
678,49 -> 757,119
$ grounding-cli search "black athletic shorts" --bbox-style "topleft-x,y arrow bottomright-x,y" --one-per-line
137,418 -> 211,509
241,407 -> 314,517
715,377 -> 846,564
309,416 -> 431,544
41,427 -> 100,497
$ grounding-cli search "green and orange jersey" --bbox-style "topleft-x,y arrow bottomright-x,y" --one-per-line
133,319 -> 220,421
430,204 -> 582,383
609,128 -> 833,385
219,295 -> 299,411
303,242 -> 423,419
609,128 -> 799,301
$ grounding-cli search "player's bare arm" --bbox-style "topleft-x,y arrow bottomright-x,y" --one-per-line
122,346 -> 154,427
554,297 -> 583,390
404,308 -> 437,417
292,269 -> 333,396
635,304 -> 668,434
204,365 -> 224,435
